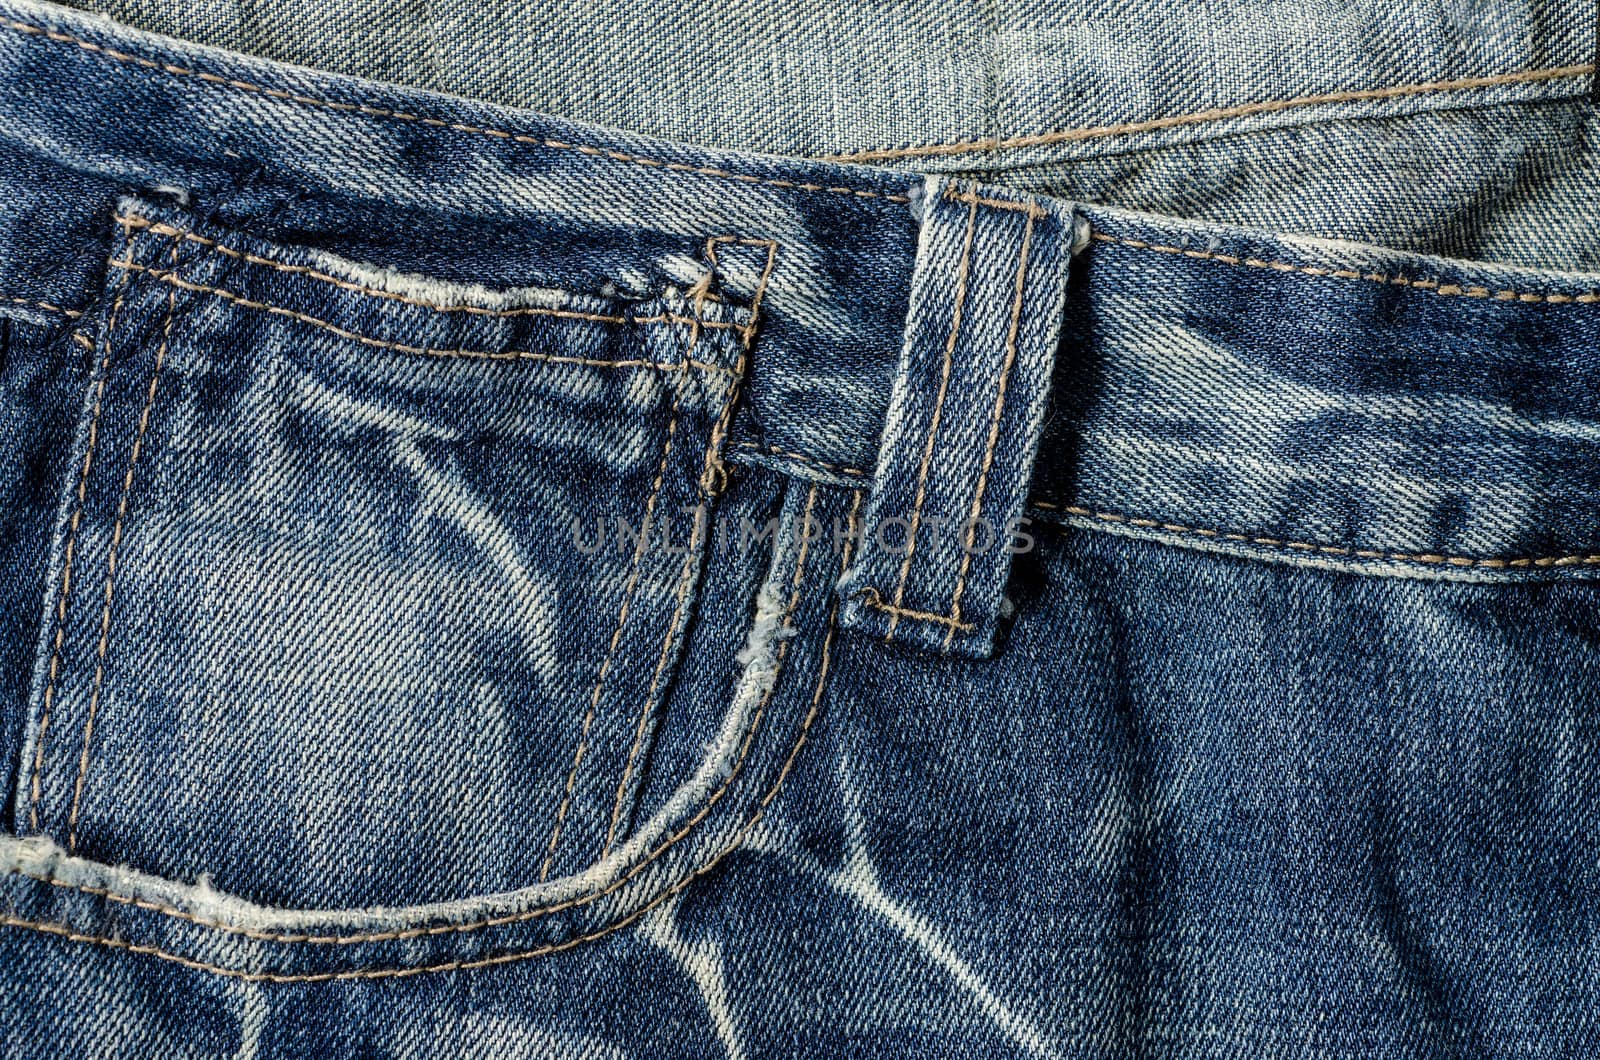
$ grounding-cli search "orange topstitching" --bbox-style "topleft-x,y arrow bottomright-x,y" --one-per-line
827,64 -> 1594,162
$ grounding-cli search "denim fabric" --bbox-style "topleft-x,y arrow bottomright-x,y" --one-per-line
840,183 -> 1080,656
998,97 -> 1600,276
0,0 -> 1598,1056
41,0 -> 1598,166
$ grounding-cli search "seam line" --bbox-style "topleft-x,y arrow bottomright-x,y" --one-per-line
943,188 -> 1050,218
28,226 -> 137,835
1089,232 -> 1600,303
600,519 -> 699,858
27,214 -> 1600,352
855,588 -> 975,630
0,16 -> 909,205
884,192 -> 979,641
0,490 -> 852,981
1031,501 -> 1600,568
4,294 -> 83,319
602,239 -> 778,852
731,443 -> 869,478
105,259 -> 734,373
825,64 -> 1594,161
5,483 -> 823,946
535,344 -> 689,883
695,238 -> 777,493
942,207 -> 1037,649
65,237 -> 180,852
114,215 -> 754,325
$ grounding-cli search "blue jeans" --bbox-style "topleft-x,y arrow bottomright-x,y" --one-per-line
0,0 -> 1597,1055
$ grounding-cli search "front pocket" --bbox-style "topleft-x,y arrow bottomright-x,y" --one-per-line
15,200 -> 763,908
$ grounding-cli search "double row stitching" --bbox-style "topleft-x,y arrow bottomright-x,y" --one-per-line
942,205 -> 1038,649
825,64 -> 1594,162
883,192 -> 979,642
1090,233 -> 1600,303
1032,501 -> 1600,569
27,226 -> 138,835
600,506 -> 701,859
106,258 -> 734,373
114,215 -> 751,326
66,238 -> 181,852
6,480 -> 834,949
944,189 -> 1050,218
601,237 -> 778,857
0,16 -> 910,205
697,238 -> 776,493
872,187 -> 1045,642
0,489 -> 853,979
535,340 -> 691,883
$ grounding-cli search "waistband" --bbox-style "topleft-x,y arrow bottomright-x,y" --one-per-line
2,0 -> 1600,655
39,0 -> 1600,166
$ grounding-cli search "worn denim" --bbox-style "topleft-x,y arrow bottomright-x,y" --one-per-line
0,0 -> 1598,1055
41,0 -> 1598,167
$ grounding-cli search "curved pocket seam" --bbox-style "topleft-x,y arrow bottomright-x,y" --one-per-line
538,235 -> 776,878
537,324 -> 707,881
596,237 -> 779,857
13,223 -> 798,954
2,485 -> 859,977
47,218 -> 771,868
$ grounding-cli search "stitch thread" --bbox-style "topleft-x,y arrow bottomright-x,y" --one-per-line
701,353 -> 748,497
705,236 -> 780,346
943,207 -> 1037,649
28,229 -> 138,835
597,240 -> 778,854
884,193 -> 980,641
1029,501 -> 1600,569
697,238 -> 777,494
537,337 -> 693,883
942,187 -> 1050,218
136,215 -> 1594,318
826,64 -> 1594,162
730,442 -> 869,478
4,294 -> 82,319
106,258 -> 735,373
539,269 -> 759,879
601,471 -> 814,858
1090,233 -> 1600,303
0,16 -> 910,205
6,484 -> 839,956
0,491 -> 853,979
598,353 -> 755,858
113,215 -> 746,327
855,588 -> 976,630
600,533 -> 697,857
66,239 -> 180,852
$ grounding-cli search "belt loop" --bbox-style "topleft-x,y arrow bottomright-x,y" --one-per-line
839,176 -> 1082,658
